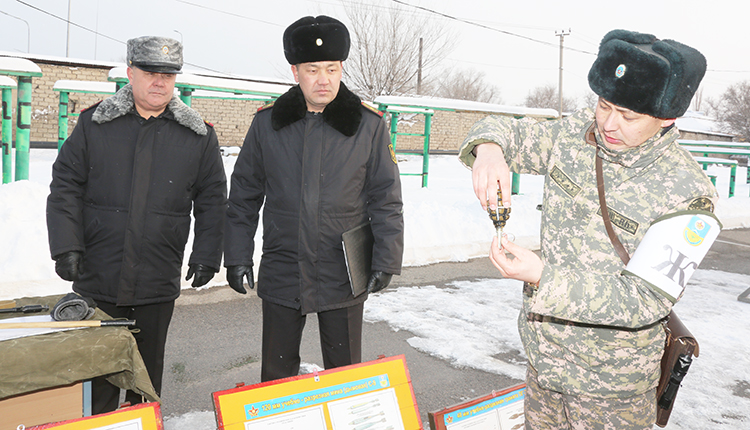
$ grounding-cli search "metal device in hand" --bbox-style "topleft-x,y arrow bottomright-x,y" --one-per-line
487,188 -> 511,245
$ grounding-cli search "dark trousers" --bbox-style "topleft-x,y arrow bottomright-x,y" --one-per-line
261,300 -> 364,382
91,300 -> 175,414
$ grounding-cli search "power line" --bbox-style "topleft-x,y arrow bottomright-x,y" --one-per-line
174,0 -> 283,27
391,0 -> 597,56
14,0 -> 227,74
16,0 -> 123,45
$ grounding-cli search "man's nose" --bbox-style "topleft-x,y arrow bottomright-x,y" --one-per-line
601,112 -> 619,131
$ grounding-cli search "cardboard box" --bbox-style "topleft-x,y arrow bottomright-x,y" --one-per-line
0,382 -> 82,430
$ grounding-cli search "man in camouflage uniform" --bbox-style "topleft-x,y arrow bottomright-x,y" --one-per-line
458,30 -> 717,429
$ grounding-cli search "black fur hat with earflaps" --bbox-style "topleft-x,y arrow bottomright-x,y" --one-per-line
588,29 -> 706,119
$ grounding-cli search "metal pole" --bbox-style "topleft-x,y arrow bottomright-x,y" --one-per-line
389,112 -> 399,151
0,11 -> 31,53
1,88 -> 13,184
66,0 -> 72,57
15,77 -> 32,181
555,29 -> 570,119
58,91 -> 69,150
179,88 -> 192,107
417,38 -> 423,95
421,112 -> 431,188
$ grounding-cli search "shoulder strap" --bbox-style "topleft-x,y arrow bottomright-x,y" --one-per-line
595,147 -> 631,265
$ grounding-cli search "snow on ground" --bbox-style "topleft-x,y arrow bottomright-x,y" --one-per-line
1,149 -> 749,429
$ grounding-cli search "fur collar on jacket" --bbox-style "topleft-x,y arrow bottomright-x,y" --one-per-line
92,84 -> 208,136
271,82 -> 362,137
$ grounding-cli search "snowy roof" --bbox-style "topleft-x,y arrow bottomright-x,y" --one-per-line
0,76 -> 17,88
0,51 -> 122,69
53,80 -> 116,94
191,89 -> 273,101
676,111 -> 733,137
0,56 -> 43,77
108,67 -> 291,97
374,95 -> 559,118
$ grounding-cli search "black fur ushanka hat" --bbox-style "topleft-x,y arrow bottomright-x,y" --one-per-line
588,29 -> 706,119
283,15 -> 350,65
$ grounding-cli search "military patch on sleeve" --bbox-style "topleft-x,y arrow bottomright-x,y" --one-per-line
688,197 -> 715,213
596,207 -> 639,235
388,143 -> 397,164
550,165 -> 581,197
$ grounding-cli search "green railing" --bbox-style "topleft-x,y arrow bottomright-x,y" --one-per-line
377,104 -> 435,188
53,80 -> 116,150
0,57 -> 43,183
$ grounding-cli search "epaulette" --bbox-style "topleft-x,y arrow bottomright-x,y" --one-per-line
204,120 -> 214,128
258,101 -> 275,112
79,100 -> 102,114
361,102 -> 384,117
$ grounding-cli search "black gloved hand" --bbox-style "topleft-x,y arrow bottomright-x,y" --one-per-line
226,265 -> 253,294
366,271 -> 393,294
54,251 -> 84,282
186,263 -> 217,288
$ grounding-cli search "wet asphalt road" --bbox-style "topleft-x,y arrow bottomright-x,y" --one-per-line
160,228 -> 750,424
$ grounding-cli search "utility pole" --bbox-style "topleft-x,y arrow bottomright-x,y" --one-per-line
555,29 -> 571,119
417,37 -> 423,95
66,0 -> 72,57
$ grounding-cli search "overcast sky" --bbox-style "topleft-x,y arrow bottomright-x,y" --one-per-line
2,0 -> 749,107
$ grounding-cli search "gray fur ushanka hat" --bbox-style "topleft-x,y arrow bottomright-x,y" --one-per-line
127,36 -> 183,74
588,29 -> 706,118
283,15 -> 350,65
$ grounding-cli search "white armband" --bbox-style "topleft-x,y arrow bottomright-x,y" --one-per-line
623,211 -> 722,303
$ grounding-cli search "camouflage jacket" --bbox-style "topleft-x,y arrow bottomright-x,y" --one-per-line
458,108 -> 718,398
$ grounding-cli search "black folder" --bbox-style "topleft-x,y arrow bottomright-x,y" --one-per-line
342,222 -> 374,297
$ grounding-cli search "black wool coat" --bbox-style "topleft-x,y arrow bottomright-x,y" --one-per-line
47,85 -> 227,306
224,83 -> 404,314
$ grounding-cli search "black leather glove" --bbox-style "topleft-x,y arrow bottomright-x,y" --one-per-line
366,271 -> 393,293
186,263 -> 217,288
54,251 -> 83,282
226,265 -> 253,294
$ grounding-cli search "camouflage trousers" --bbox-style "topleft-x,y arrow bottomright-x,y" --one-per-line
524,368 -> 656,430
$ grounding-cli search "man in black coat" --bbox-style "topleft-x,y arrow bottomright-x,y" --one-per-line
224,16 -> 404,382
46,36 -> 227,413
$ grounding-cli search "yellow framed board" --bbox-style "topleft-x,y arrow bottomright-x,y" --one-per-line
213,354 -> 421,430
26,402 -> 163,430
428,384 -> 525,430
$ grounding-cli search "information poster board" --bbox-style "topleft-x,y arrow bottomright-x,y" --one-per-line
428,384 -> 524,430
213,355 -> 421,430
27,402 -> 162,430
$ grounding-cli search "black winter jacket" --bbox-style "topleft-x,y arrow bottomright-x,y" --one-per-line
224,83 -> 403,314
47,85 -> 227,306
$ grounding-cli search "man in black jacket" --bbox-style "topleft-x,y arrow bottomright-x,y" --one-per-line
47,36 -> 227,413
225,16 -> 404,382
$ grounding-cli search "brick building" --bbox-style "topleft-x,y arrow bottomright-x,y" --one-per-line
1,53 -> 563,153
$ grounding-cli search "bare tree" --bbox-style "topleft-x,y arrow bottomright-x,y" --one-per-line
341,0 -> 456,101
524,84 -> 577,112
435,68 -> 502,104
581,91 -> 598,110
711,80 -> 750,141
692,86 -> 704,112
